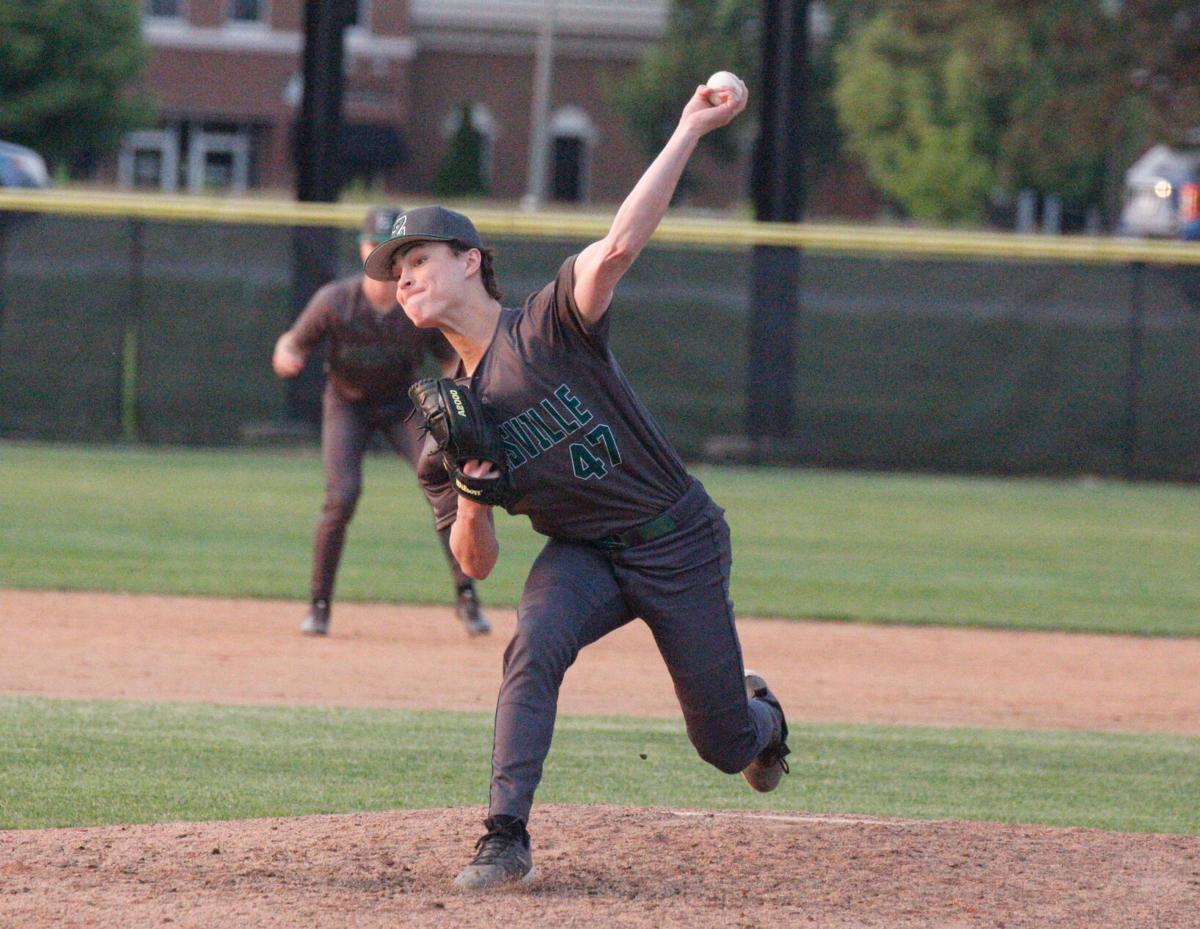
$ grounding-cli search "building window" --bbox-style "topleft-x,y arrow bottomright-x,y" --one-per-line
121,122 -> 261,193
144,0 -> 183,18
187,124 -> 252,193
118,130 -> 180,192
347,0 -> 368,29
552,137 -> 585,203
227,0 -> 266,24
440,103 -> 496,190
548,107 -> 596,204
134,150 -> 165,187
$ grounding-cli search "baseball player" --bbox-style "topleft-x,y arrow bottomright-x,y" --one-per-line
272,206 -> 491,638
364,80 -> 789,890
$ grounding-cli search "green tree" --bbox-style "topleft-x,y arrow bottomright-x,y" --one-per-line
433,103 -> 488,198
611,0 -> 759,175
1117,0 -> 1200,144
997,1 -> 1129,214
612,1 -> 910,208
0,0 -> 152,175
833,3 -> 1031,222
833,0 -> 1140,224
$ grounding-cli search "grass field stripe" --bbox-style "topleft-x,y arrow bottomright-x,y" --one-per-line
4,445 -> 1198,635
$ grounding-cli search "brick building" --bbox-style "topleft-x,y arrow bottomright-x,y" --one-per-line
117,0 -> 732,207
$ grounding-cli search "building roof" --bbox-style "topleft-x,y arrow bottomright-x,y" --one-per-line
1126,144 -> 1200,185
409,0 -> 668,37
409,0 -> 668,57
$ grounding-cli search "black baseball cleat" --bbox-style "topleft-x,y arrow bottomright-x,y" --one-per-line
455,586 -> 491,636
453,816 -> 535,890
300,600 -> 330,636
742,670 -> 791,792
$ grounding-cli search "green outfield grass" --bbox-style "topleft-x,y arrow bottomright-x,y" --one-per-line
1,696 -> 1196,834
2,441 -> 1198,635
3,441 -> 1199,634
3,443 -> 1197,838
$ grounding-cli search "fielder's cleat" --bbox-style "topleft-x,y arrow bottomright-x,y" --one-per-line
453,816 -> 535,890
742,670 -> 791,792
455,586 -> 491,636
300,600 -> 330,636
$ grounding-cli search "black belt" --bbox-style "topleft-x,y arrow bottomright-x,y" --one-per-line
588,481 -> 708,551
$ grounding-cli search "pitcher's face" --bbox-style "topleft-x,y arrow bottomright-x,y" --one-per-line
391,242 -> 475,327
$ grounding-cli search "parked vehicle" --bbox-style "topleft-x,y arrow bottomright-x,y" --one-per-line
0,140 -> 51,188
1118,143 -> 1199,239
1180,180 -> 1200,240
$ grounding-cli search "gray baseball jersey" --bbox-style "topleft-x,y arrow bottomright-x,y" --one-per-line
419,255 -> 692,541
290,275 -> 455,403
414,254 -> 778,825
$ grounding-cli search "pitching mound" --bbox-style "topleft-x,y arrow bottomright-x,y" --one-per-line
4,805 -> 1198,929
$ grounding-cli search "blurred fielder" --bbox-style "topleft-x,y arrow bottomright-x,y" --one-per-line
273,206 -> 491,638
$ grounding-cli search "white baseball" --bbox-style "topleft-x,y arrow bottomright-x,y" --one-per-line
705,70 -> 746,104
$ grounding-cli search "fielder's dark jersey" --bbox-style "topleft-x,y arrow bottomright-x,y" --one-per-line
290,275 -> 455,403
420,255 -> 692,541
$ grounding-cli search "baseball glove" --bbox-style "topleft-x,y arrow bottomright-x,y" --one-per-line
408,377 -> 511,507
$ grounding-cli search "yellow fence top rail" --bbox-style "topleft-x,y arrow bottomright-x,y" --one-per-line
3,188 -> 1200,266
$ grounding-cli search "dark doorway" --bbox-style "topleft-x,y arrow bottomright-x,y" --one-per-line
552,136 -> 584,202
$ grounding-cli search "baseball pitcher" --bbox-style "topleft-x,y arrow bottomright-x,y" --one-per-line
364,76 -> 788,889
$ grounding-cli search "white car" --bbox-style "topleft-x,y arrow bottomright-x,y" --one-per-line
0,140 -> 50,188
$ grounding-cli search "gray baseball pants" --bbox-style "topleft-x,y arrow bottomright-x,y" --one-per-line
488,480 -> 777,822
312,388 -> 469,602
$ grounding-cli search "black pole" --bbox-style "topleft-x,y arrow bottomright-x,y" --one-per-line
747,0 -> 808,450
0,215 -> 8,367
752,0 -> 808,223
295,0 -> 351,203
287,0 -> 353,424
1123,261 -> 1145,480
123,218 -> 144,442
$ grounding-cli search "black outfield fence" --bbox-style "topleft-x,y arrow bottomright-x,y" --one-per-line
1,192 -> 1198,480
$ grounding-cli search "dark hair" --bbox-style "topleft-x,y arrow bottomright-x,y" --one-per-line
449,240 -> 503,301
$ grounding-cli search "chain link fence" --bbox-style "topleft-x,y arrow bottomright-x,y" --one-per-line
2,202 -> 1198,480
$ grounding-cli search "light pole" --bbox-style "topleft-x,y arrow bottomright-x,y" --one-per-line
522,0 -> 558,211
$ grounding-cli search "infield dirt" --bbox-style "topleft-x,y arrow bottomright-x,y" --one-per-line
2,588 -> 1199,929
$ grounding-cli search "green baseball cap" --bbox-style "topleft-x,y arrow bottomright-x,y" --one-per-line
360,206 -> 404,245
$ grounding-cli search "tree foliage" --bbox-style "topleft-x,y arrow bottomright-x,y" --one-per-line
0,0 -> 152,174
617,0 -> 1196,223
831,0 -> 1189,224
997,2 -> 1129,210
1117,0 -> 1200,144
433,103 -> 489,198
833,3 -> 1048,222
611,0 -> 879,203
611,0 -> 759,167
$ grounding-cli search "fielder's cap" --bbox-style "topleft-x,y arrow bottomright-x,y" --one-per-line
360,206 -> 404,244
363,205 -> 484,280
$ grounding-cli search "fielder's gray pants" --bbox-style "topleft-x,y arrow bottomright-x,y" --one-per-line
312,388 -> 469,602
489,480 -> 777,823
